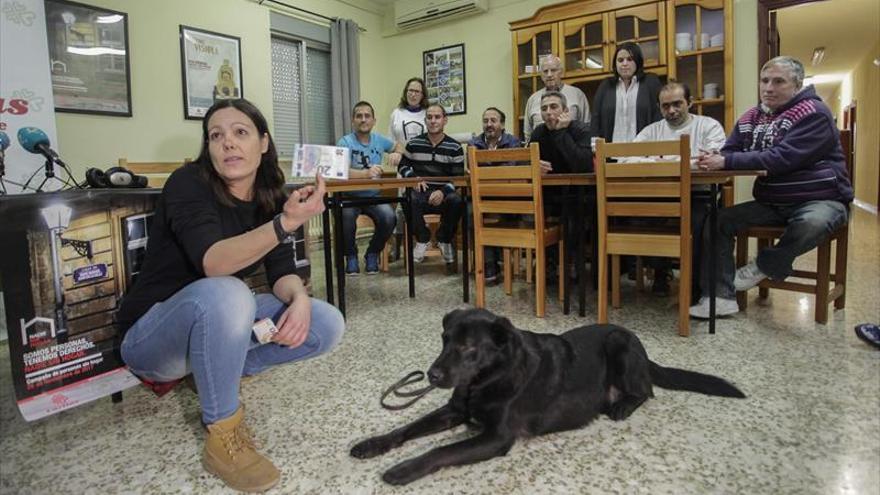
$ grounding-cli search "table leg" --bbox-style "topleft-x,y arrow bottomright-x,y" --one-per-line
562,200 -> 571,316
322,200 -> 334,305
332,195 -> 346,317
577,189 -> 587,317
709,184 -> 718,334
404,190 -> 415,298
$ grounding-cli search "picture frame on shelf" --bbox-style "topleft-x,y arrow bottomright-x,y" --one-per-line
44,0 -> 132,116
179,25 -> 243,120
422,43 -> 466,116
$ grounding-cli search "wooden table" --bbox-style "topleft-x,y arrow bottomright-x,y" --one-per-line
320,170 -> 764,332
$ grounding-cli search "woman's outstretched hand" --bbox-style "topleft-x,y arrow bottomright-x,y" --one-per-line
280,175 -> 327,231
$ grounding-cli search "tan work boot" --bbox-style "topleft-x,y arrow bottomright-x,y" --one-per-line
202,406 -> 280,492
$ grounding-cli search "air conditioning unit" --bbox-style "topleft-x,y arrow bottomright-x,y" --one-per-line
394,0 -> 489,31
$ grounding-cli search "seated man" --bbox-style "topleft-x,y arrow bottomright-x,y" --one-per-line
528,91 -> 593,177
690,56 -> 853,318
630,81 -> 726,297
469,107 -> 522,283
398,103 -> 465,265
336,101 -> 402,275
528,91 -> 593,278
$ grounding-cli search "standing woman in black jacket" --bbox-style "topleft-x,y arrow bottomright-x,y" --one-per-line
589,41 -> 662,143
589,42 -> 666,291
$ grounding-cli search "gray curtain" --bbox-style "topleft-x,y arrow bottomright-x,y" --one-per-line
331,19 -> 360,140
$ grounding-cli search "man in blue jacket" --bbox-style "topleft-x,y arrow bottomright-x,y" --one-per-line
690,56 -> 853,318
469,107 -> 522,282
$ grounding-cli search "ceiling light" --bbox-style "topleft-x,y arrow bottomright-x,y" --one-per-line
803,73 -> 846,86
810,47 -> 825,66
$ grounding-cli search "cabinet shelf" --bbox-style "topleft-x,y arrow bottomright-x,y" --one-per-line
695,97 -> 724,105
675,46 -> 724,57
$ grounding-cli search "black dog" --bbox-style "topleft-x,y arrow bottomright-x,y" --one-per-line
351,308 -> 745,485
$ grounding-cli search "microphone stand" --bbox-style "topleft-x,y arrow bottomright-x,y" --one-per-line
23,155 -> 83,192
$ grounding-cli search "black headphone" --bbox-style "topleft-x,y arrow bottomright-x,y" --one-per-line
85,167 -> 148,188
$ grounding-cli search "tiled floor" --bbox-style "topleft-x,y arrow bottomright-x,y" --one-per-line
1,208 -> 878,494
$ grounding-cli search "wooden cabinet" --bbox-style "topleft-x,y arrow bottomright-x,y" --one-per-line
510,0 -> 734,139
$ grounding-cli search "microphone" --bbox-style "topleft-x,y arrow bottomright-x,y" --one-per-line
17,127 -> 66,166
17,126 -> 83,191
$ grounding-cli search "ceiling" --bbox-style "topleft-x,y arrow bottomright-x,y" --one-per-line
777,0 -> 880,102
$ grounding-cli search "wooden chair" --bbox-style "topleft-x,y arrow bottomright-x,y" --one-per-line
595,136 -> 692,336
468,143 -> 564,317
118,158 -> 189,188
735,129 -> 853,324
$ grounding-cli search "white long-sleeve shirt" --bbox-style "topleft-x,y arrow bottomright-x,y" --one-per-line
631,114 -> 727,169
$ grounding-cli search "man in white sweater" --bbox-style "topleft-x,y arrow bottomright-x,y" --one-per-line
523,55 -> 590,141
631,82 -> 726,298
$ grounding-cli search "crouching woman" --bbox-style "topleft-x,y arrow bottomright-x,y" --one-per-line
116,98 -> 344,492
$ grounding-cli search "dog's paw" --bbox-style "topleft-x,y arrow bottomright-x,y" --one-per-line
606,401 -> 637,421
382,459 -> 425,486
350,436 -> 393,459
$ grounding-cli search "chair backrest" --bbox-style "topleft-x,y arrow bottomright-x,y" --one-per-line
839,128 -> 854,190
118,158 -> 189,188
467,142 -> 546,233
595,136 -> 691,257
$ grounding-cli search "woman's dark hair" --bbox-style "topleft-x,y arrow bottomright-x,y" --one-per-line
195,98 -> 285,218
398,77 -> 429,109
612,42 -> 646,81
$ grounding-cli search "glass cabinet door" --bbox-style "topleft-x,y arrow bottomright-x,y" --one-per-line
611,3 -> 666,67
513,24 -> 557,137
670,0 -> 730,128
559,14 -> 609,77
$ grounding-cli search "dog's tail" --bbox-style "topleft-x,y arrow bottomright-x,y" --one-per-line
649,361 -> 746,398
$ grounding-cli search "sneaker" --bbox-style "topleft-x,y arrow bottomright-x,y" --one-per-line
855,323 -> 880,350
439,242 -> 455,264
483,263 -> 499,284
345,256 -> 359,276
734,262 -> 767,291
652,268 -> 672,296
688,296 -> 739,319
364,252 -> 380,275
413,242 -> 429,263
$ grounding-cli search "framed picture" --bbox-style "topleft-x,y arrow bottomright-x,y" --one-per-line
179,25 -> 243,120
423,44 -> 466,116
44,0 -> 132,116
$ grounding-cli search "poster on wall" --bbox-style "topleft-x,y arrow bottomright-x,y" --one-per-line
422,43 -> 466,116
44,0 -> 132,116
179,25 -> 243,120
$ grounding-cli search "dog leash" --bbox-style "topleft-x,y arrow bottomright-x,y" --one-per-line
380,370 -> 436,410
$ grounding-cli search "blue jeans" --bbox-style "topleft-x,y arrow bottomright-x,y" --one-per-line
120,276 -> 345,423
700,199 -> 848,299
341,202 -> 396,257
